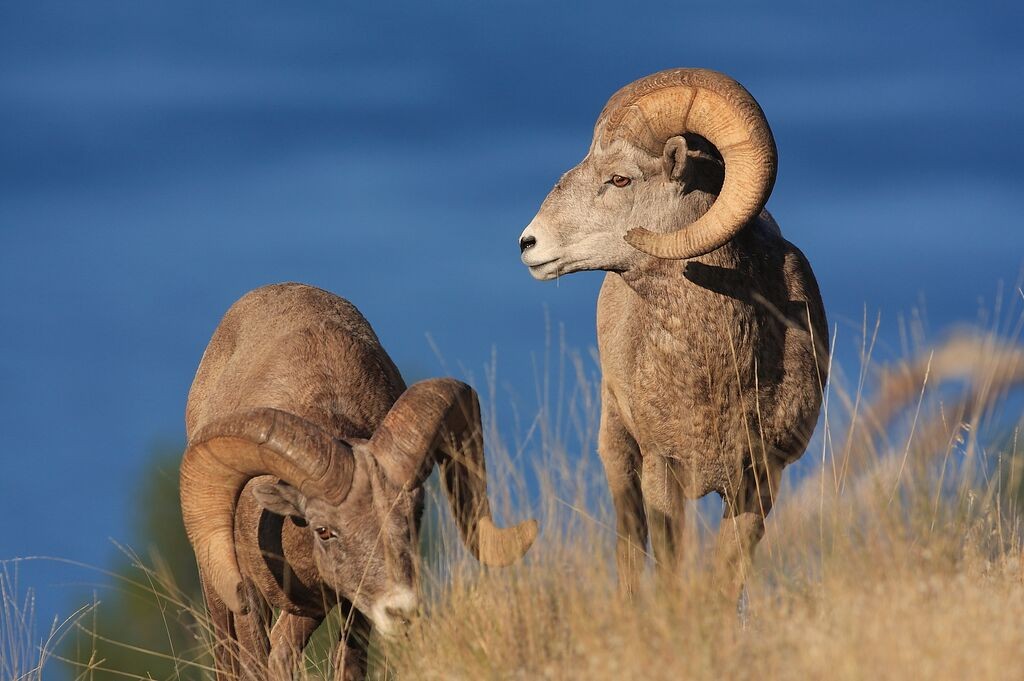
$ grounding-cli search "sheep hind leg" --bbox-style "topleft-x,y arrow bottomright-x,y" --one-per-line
641,455 -> 686,591
712,460 -> 781,607
267,613 -> 321,681
598,392 -> 647,598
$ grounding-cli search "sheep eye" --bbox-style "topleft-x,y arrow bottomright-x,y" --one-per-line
314,526 -> 336,541
609,175 -> 631,188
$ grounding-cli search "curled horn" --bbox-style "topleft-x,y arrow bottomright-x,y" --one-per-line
369,378 -> 538,566
599,68 -> 777,260
180,408 -> 355,613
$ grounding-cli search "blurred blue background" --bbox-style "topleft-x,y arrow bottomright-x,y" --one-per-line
1,0 -> 1022,635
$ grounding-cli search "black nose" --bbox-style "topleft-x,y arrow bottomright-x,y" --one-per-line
519,235 -> 536,253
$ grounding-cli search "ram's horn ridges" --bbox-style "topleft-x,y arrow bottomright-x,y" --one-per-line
369,379 -> 538,566
598,68 -> 777,260
180,407 -> 355,613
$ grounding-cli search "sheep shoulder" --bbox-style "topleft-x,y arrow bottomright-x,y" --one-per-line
596,212 -> 827,495
185,282 -> 406,442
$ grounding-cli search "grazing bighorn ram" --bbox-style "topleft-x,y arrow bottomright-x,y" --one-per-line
518,69 -> 828,600
180,283 -> 537,680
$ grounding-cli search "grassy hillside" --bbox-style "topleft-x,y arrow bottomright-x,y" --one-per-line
4,317 -> 1024,680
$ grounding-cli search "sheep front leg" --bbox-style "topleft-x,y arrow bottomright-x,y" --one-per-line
333,607 -> 371,681
642,455 -> 686,588
200,569 -> 240,681
267,613 -> 321,681
712,460 -> 781,606
232,590 -> 272,680
599,391 -> 647,597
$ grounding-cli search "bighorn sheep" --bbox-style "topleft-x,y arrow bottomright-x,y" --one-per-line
180,283 -> 537,680
518,69 -> 828,600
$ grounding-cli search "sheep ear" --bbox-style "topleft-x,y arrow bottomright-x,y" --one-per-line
661,135 -> 689,183
252,482 -> 308,520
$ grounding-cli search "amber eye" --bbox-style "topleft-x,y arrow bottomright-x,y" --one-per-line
610,175 -> 631,188
314,526 -> 335,541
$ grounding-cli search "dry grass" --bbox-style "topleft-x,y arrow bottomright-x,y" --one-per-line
0,564 -> 92,680
387,315 -> 1024,681
4,307 -> 1024,680
393,477 -> 1024,681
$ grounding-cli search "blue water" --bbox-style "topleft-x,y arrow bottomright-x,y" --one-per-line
2,0 -> 1023,639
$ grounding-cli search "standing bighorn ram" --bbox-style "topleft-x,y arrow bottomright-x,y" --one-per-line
180,283 -> 537,680
519,69 -> 828,600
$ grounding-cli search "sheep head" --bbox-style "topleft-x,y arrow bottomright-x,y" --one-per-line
248,450 -> 424,638
180,378 -> 537,635
519,68 -> 776,277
